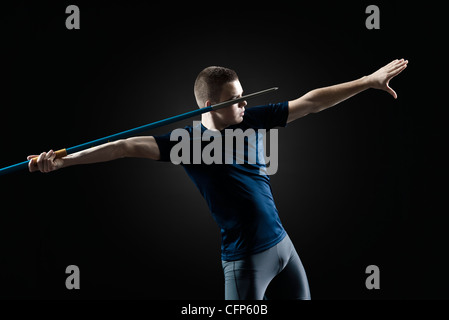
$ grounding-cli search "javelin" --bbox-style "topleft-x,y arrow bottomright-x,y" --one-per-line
0,87 -> 278,176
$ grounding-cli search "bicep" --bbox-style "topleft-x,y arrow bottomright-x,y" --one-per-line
287,96 -> 315,123
122,136 -> 161,160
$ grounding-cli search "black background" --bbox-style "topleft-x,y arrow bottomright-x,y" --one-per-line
0,1 -> 447,300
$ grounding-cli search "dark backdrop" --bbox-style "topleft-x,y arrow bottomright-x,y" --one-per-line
0,1 -> 446,299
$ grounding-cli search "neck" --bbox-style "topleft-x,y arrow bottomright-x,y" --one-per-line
201,113 -> 227,131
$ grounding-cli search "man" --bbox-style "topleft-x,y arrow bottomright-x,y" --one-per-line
28,59 -> 408,299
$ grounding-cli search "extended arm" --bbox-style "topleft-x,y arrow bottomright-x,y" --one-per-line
28,136 -> 160,173
287,59 -> 408,123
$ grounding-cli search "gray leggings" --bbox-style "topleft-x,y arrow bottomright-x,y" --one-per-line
222,234 -> 311,300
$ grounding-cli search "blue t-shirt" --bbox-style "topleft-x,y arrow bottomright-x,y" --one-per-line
154,102 -> 289,261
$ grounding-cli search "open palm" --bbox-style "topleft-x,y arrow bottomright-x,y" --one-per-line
369,59 -> 408,99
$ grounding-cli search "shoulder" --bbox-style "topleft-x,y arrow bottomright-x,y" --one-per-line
242,102 -> 289,129
246,102 -> 289,118
154,125 -> 195,138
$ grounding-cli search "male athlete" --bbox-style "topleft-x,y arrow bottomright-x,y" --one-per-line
28,59 -> 408,299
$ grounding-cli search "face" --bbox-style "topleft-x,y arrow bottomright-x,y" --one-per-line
212,80 -> 247,128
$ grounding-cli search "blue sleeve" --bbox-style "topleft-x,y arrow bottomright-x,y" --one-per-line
154,125 -> 193,162
153,131 -> 176,162
264,101 -> 289,129
246,101 -> 289,129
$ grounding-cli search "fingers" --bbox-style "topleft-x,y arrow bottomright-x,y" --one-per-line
37,152 -> 46,172
393,60 -> 408,70
388,59 -> 408,75
385,59 -> 399,68
29,150 -> 57,173
27,155 -> 39,172
48,149 -> 56,161
43,150 -> 55,173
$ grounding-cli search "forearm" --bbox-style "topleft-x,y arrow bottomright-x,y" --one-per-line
305,76 -> 371,113
61,140 -> 125,168
29,136 -> 160,173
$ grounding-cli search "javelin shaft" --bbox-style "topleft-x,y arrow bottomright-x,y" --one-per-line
0,87 -> 278,175
66,87 -> 278,153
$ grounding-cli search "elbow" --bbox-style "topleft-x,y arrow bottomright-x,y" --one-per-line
299,92 -> 321,115
308,99 -> 328,114
311,104 -> 328,114
309,98 -> 333,114
304,102 -> 323,115
112,139 -> 127,159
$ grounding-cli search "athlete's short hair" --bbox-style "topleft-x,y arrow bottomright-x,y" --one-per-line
194,66 -> 239,108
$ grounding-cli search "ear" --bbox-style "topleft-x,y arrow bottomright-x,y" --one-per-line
205,100 -> 215,113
